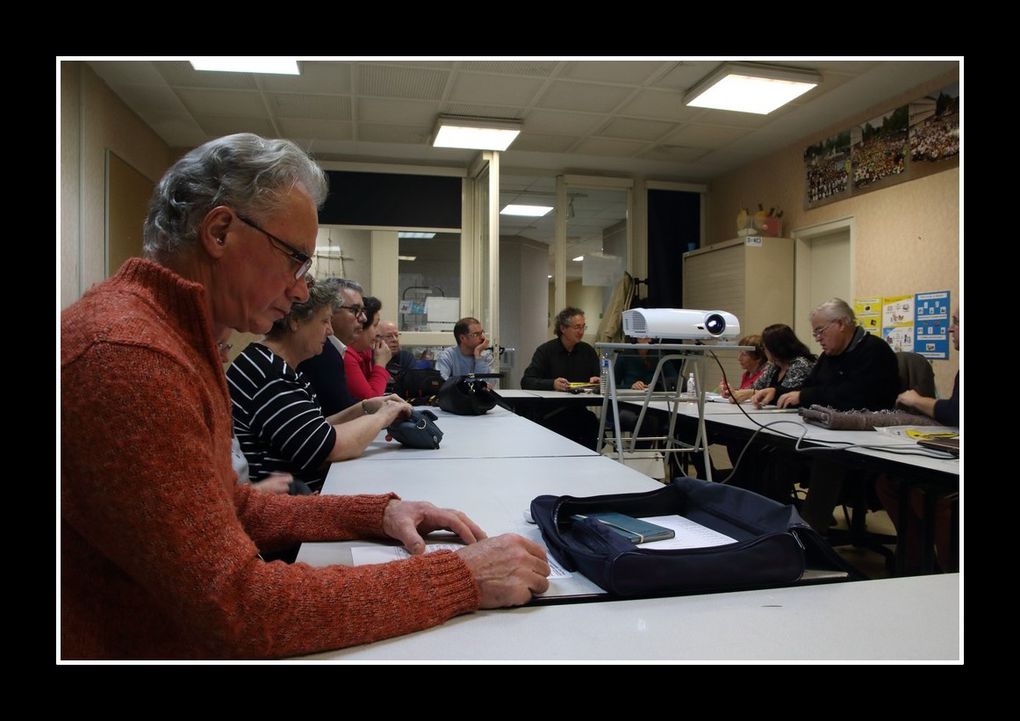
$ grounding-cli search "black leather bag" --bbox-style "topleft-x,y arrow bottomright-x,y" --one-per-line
386,409 -> 443,449
394,368 -> 444,404
531,477 -> 859,597
437,376 -> 507,415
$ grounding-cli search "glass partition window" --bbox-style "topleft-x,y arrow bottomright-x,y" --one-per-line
398,232 -> 461,332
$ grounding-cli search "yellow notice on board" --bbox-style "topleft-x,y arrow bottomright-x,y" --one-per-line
855,298 -> 881,335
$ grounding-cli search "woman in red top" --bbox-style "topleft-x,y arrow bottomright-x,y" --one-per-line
719,334 -> 767,401
344,296 -> 391,401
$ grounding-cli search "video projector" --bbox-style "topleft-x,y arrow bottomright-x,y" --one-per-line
622,308 -> 741,341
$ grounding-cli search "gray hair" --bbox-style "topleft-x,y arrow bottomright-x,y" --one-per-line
554,306 -> 585,337
143,133 -> 328,262
812,298 -> 856,325
325,277 -> 364,296
265,274 -> 341,339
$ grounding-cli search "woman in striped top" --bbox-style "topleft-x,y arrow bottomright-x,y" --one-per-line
228,278 -> 412,491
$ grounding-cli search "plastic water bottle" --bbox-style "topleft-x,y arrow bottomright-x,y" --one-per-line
687,372 -> 697,399
599,352 -> 610,396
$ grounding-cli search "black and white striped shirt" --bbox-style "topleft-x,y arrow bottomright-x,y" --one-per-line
226,343 -> 337,487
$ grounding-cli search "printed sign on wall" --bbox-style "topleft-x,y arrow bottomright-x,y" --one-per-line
913,291 -> 951,359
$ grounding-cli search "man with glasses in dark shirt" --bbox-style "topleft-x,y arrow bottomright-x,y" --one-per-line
521,307 -> 601,449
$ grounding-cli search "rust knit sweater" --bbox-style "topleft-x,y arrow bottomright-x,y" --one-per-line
61,259 -> 479,659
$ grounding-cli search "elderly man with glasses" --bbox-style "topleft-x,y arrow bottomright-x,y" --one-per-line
782,298 -> 900,535
436,316 -> 494,381
61,133 -> 549,659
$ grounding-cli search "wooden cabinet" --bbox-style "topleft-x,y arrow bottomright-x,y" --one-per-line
682,237 -> 794,387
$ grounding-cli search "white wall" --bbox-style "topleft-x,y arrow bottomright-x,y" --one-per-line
500,236 -> 548,388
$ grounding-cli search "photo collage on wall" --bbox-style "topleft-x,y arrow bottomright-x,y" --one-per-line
805,83 -> 958,208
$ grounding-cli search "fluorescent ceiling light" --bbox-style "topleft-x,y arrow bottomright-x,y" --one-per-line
398,255 -> 417,261
432,115 -> 522,151
398,232 -> 436,239
314,246 -> 342,254
501,204 -> 553,217
684,63 -> 820,115
572,256 -> 584,262
190,58 -> 300,75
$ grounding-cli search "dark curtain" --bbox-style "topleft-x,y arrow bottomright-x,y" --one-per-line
646,189 -> 700,309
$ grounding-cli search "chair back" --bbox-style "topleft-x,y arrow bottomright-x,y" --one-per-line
896,351 -> 936,397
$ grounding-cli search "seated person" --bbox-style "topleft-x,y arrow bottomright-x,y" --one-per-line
379,320 -> 416,394
343,296 -> 391,402
876,307 -> 960,573
610,336 -> 680,447
297,277 -> 364,416
744,324 -> 816,406
63,132 -> 548,660
776,298 -> 899,412
521,307 -> 600,449
716,325 -> 816,490
218,332 -> 291,495
229,281 -> 410,491
717,334 -> 767,401
436,317 -> 493,380
784,298 -> 900,534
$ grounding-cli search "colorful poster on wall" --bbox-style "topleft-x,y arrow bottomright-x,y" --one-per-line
804,131 -> 851,205
914,291 -> 951,359
854,298 -> 881,335
882,295 -> 914,352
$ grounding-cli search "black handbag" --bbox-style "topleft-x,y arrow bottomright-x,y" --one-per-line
437,375 -> 508,415
531,477 -> 858,597
394,368 -> 444,404
386,409 -> 444,449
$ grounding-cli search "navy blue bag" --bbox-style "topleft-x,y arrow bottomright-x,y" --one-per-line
531,477 -> 858,597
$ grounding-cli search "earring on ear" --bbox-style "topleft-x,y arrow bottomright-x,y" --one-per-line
217,237 -> 226,245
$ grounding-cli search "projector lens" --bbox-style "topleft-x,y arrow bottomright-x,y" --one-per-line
704,313 -> 725,336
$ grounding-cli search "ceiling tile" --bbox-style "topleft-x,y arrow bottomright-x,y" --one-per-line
357,123 -> 431,144
269,93 -> 351,121
196,116 -> 277,137
278,118 -> 353,141
261,61 -> 353,93
534,81 -> 633,113
561,61 -> 668,84
523,109 -> 603,135
618,89 -> 699,121
638,145 -> 710,163
663,123 -> 752,147
598,117 -> 675,141
572,137 -> 647,156
448,72 -> 547,105
458,60 -> 558,76
444,103 -> 525,118
176,88 -> 267,118
87,61 -> 167,85
357,64 -> 449,101
511,134 -> 580,153
650,61 -> 720,90
359,97 -> 439,125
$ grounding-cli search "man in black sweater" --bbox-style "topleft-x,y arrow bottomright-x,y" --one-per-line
521,307 -> 601,449
787,298 -> 901,533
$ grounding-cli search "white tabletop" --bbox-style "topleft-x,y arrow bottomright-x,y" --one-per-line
350,405 -> 599,462
298,574 -> 959,661
629,399 -> 959,476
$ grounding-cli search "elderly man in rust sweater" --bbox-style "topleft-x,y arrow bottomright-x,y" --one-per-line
61,134 -> 548,659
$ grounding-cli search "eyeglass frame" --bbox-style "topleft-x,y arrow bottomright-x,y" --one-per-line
236,213 -> 312,280
810,320 -> 837,338
466,329 -> 486,338
338,304 -> 368,319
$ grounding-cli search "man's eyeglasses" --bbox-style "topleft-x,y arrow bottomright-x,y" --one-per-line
339,304 -> 367,319
811,320 -> 836,338
236,214 -> 312,280
569,324 -> 587,331
467,330 -> 486,338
